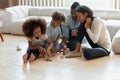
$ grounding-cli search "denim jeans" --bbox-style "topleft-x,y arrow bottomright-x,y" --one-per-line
26,47 -> 40,60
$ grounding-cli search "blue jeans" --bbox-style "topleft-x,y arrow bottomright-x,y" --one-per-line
66,36 -> 77,51
77,22 -> 110,60
26,47 -> 40,60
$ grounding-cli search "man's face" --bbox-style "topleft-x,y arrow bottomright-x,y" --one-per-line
71,8 -> 77,21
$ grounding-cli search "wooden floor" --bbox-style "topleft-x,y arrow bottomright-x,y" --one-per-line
0,34 -> 120,80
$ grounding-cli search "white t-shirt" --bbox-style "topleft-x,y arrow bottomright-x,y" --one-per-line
86,17 -> 111,52
27,34 -> 48,46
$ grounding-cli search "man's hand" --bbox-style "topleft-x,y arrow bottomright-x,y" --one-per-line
71,29 -> 77,36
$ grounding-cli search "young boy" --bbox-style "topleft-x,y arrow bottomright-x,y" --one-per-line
46,11 -> 66,52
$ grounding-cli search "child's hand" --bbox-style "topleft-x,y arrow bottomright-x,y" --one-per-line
39,46 -> 46,54
46,49 -> 51,57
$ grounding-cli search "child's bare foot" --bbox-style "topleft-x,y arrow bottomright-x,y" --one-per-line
39,54 -> 44,58
39,48 -> 46,58
22,54 -> 28,63
39,52 -> 45,58
29,53 -> 35,62
44,54 -> 52,61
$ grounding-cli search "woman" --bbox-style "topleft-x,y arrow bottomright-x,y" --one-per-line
67,6 -> 111,60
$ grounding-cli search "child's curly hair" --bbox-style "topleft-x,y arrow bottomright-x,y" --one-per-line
22,18 -> 46,37
52,11 -> 66,23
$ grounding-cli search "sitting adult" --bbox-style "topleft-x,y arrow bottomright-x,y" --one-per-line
61,2 -> 80,51
66,6 -> 111,60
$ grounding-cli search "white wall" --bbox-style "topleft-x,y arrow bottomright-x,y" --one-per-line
65,0 -> 114,10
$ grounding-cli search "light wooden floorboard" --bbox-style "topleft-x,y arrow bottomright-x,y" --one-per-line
0,34 -> 120,80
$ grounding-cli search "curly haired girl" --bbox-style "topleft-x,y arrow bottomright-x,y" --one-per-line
22,18 -> 53,63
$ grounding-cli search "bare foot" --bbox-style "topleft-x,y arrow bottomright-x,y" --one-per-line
39,48 -> 47,58
39,52 -> 45,58
71,50 -> 80,54
29,53 -> 35,62
22,54 -> 28,63
44,54 -> 52,61
65,50 -> 81,58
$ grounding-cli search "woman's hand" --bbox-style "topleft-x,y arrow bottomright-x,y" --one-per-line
85,18 -> 92,30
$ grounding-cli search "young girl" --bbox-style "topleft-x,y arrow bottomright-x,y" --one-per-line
46,11 -> 66,52
22,18 -> 53,63
67,6 -> 111,60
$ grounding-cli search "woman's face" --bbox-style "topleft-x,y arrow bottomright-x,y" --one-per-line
76,12 -> 87,23
33,27 -> 41,38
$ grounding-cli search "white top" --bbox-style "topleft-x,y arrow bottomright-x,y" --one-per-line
27,34 -> 48,46
86,17 -> 111,52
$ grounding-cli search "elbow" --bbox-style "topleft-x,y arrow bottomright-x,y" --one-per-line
92,39 -> 98,44
93,41 -> 97,44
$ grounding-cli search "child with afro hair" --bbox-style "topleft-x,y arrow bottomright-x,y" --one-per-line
22,18 -> 53,63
